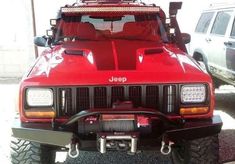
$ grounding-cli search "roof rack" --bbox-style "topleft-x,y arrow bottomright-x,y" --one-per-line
209,2 -> 235,8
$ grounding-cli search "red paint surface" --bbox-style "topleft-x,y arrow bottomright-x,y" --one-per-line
19,4 -> 214,122
26,43 -> 210,85
19,42 -> 214,122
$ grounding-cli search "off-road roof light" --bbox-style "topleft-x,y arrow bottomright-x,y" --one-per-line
81,0 -> 136,3
50,19 -> 57,26
61,6 -> 160,13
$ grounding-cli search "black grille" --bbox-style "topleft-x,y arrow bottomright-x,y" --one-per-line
94,87 -> 107,108
58,88 -> 73,116
57,85 -> 178,117
146,86 -> 158,108
129,86 -> 142,107
77,87 -> 89,110
111,86 -> 124,103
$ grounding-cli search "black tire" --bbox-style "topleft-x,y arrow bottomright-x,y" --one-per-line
10,137 -> 56,164
171,135 -> 219,164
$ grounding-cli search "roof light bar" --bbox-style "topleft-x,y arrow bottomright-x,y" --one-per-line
82,0 -> 136,3
61,6 -> 160,13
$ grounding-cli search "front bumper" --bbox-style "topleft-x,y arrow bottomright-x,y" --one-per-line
12,115 -> 222,148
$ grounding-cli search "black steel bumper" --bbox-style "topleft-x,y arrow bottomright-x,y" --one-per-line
165,115 -> 222,141
12,120 -> 74,147
12,115 -> 222,148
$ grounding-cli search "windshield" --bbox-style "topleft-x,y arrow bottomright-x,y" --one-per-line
54,14 -> 168,43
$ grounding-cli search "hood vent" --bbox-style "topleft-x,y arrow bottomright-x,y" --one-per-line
144,48 -> 163,55
65,50 -> 84,56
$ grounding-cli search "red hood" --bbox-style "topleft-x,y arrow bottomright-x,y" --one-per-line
25,40 -> 211,86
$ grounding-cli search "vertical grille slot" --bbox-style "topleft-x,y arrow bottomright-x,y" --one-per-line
77,87 -> 90,111
146,86 -> 158,108
111,86 -> 124,104
163,85 -> 176,113
129,86 -> 142,107
59,88 -> 73,116
94,87 -> 107,108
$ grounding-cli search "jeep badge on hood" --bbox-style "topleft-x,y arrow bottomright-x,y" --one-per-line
109,76 -> 127,83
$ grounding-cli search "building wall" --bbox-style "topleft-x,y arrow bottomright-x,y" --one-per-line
0,0 -> 76,77
0,0 -> 35,77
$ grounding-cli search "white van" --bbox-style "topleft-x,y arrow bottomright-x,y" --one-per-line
190,4 -> 235,86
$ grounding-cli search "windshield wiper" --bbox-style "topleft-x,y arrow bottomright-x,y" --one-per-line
53,36 -> 95,45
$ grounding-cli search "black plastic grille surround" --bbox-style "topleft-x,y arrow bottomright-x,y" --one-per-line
57,85 -> 179,117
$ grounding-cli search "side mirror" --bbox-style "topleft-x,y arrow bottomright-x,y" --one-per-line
34,36 -> 47,47
181,33 -> 191,44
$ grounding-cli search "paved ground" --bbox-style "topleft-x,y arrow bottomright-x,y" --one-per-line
0,80 -> 235,164
215,85 -> 235,163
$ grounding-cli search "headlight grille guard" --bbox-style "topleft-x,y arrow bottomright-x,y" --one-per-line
59,108 -> 184,129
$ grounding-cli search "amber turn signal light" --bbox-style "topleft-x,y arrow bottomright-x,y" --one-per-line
180,107 -> 209,115
25,111 -> 55,118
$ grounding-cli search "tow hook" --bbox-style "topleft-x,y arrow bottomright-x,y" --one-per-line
68,143 -> 79,158
160,140 -> 174,155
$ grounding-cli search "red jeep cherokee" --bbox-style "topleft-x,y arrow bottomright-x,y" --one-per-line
11,1 -> 222,163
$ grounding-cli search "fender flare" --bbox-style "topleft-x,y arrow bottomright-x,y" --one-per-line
193,49 -> 208,63
192,49 -> 211,73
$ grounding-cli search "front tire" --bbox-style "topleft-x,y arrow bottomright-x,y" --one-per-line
10,137 -> 56,164
171,135 -> 219,164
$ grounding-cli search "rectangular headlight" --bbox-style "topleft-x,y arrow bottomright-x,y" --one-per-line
181,84 -> 206,103
26,88 -> 53,107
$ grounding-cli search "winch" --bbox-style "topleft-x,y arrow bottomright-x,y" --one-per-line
78,101 -> 152,134
77,114 -> 152,134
